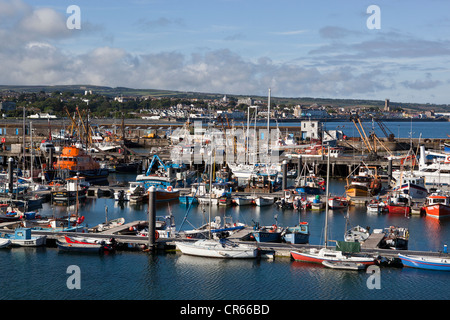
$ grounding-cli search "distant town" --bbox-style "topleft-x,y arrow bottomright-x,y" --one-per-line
0,85 -> 449,122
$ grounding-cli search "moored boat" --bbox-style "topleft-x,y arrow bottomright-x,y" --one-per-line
386,193 -> 411,214
322,260 -> 367,271
255,196 -> 274,207
52,145 -> 109,183
282,222 -> 309,244
175,238 -> 259,259
398,253 -> 450,271
251,223 -> 283,243
0,228 -> 46,247
290,247 -> 375,265
328,196 -> 348,209
424,192 -> 450,219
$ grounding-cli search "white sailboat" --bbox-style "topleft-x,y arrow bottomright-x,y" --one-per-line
290,146 -> 376,266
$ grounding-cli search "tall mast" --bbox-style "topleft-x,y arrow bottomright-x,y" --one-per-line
324,145 -> 330,248
267,88 -> 271,157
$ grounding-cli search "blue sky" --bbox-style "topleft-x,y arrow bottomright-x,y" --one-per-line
2,0 -> 450,105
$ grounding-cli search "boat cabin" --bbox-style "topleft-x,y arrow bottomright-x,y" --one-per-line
427,194 -> 450,206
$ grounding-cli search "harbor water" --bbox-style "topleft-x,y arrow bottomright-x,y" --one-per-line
1,174 -> 450,302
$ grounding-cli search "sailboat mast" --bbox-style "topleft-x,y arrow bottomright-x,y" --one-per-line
267,88 -> 271,157
324,145 -> 330,248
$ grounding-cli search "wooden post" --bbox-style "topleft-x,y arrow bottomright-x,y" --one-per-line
148,186 -> 156,251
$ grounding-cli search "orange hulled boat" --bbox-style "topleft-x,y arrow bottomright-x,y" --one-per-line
53,146 -> 109,183
425,193 -> 450,219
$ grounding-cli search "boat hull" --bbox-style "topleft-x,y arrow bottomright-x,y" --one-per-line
252,230 -> 281,243
387,205 -> 410,214
155,189 -> 180,202
255,197 -> 274,206
176,240 -> 258,259
290,248 -> 375,265
398,254 -> 450,271
283,232 -> 309,244
425,204 -> 450,219
345,185 -> 370,197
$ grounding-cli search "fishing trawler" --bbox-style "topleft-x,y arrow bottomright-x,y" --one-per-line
345,166 -> 381,197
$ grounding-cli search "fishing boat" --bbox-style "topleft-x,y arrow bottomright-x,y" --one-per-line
392,145 -> 450,187
234,195 -> 256,206
291,245 -> 375,265
366,199 -> 383,213
398,254 -> 450,271
155,185 -> 180,202
88,217 -> 125,233
0,238 -> 11,248
282,222 -> 309,244
328,196 -> 348,210
0,228 -> 46,247
322,260 -> 367,271
52,145 -> 109,183
344,225 -> 370,243
179,182 -> 207,205
62,235 -> 116,252
114,181 -> 146,202
391,173 -> 428,200
51,176 -> 88,206
57,238 -> 104,253
378,226 -> 409,250
345,166 -> 382,197
290,146 -> 376,266
255,196 -> 274,207
175,238 -> 259,259
251,224 -> 283,243
424,192 -> 450,219
311,195 -> 325,210
386,193 -> 411,214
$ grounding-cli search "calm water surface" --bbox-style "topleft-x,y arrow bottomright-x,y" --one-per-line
1,174 -> 450,302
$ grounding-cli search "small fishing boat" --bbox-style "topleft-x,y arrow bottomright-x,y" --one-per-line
379,226 -> 409,250
386,193 -> 411,214
282,222 -> 309,244
175,238 -> 259,259
424,192 -> 450,219
155,186 -> 180,202
254,196 -> 274,207
57,238 -> 104,253
88,217 -> 125,233
322,260 -> 367,271
1,228 -> 46,247
251,223 -> 283,243
328,196 -> 348,210
366,199 -> 383,213
0,238 -> 11,249
398,253 -> 450,271
63,235 -> 116,252
291,247 -> 375,265
234,195 -> 255,206
344,225 -> 370,243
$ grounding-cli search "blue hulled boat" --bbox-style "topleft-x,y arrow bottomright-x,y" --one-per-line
251,223 -> 282,243
398,254 -> 450,271
282,223 -> 310,244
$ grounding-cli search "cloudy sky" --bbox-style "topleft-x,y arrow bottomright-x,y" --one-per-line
1,0 -> 450,104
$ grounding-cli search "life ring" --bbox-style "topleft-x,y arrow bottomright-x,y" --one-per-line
155,230 -> 159,240
167,186 -> 173,192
